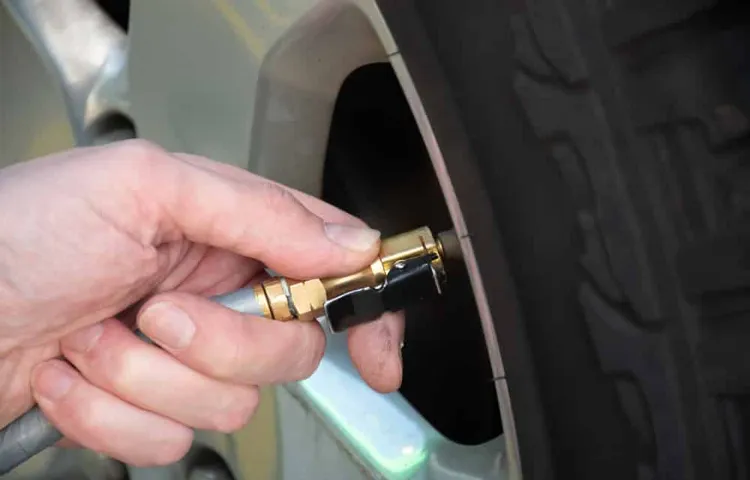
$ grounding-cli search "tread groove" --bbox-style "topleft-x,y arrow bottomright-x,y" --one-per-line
510,0 -> 749,476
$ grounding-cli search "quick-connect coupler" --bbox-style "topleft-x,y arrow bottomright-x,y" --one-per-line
250,226 -> 460,331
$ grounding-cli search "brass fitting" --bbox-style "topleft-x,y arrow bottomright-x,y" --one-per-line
250,226 -> 455,322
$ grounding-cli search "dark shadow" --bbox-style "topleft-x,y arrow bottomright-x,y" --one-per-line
322,63 -> 502,445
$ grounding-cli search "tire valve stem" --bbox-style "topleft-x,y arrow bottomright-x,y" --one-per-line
251,226 -> 461,331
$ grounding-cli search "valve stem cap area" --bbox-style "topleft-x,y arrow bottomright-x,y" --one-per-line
437,229 -> 463,263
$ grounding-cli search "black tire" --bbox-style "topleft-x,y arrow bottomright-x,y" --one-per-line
377,1 -> 750,479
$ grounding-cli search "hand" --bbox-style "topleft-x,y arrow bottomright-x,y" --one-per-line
0,140 -> 405,466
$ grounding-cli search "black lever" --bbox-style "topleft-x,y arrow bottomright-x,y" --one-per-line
324,253 -> 442,332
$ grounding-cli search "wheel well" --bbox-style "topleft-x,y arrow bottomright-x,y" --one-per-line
322,63 -> 502,445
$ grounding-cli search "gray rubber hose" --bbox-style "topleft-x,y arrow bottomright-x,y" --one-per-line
0,407 -> 62,475
0,287 -> 264,475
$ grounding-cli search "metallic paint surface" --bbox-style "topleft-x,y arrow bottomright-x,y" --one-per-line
4,0 -> 131,145
0,6 -> 75,165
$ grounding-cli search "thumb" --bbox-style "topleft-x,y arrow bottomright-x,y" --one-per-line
148,149 -> 380,279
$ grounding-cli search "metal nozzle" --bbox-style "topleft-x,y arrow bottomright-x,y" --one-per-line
437,229 -> 462,263
251,226 -> 458,324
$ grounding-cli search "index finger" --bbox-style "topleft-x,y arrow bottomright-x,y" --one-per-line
124,141 -> 381,279
173,153 -> 364,228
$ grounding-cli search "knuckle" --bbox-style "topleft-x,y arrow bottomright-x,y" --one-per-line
77,395 -> 109,438
289,326 -> 324,381
108,348 -> 142,393
211,389 -> 259,433
2,377 -> 33,422
114,139 -> 172,181
264,327 -> 298,374
257,181 -> 300,214
311,335 -> 326,370
108,139 -> 173,197
303,332 -> 325,378
149,433 -> 193,466
277,326 -> 301,357
208,340 -> 242,381
115,139 -> 165,163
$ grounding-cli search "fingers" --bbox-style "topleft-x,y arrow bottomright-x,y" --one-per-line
174,153 -> 365,227
60,319 -> 259,432
116,141 -> 381,279
347,311 -> 405,393
175,153 -> 366,226
136,292 -> 326,385
31,359 -> 193,467
157,247 -> 262,297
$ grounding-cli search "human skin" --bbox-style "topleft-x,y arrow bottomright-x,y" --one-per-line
0,139 -> 404,466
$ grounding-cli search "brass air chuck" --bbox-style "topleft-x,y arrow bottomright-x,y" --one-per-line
251,226 -> 459,326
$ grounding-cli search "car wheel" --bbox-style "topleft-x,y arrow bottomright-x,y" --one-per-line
2,0 -> 749,479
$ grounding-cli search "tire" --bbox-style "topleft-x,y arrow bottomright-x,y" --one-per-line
378,0 -> 750,479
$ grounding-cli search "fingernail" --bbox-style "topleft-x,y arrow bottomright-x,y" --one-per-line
324,223 -> 380,252
34,363 -> 75,401
139,302 -> 195,349
62,323 -> 103,353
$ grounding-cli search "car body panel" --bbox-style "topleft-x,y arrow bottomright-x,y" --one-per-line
128,0 -> 393,195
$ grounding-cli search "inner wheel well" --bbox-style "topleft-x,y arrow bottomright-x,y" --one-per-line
322,63 -> 502,445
